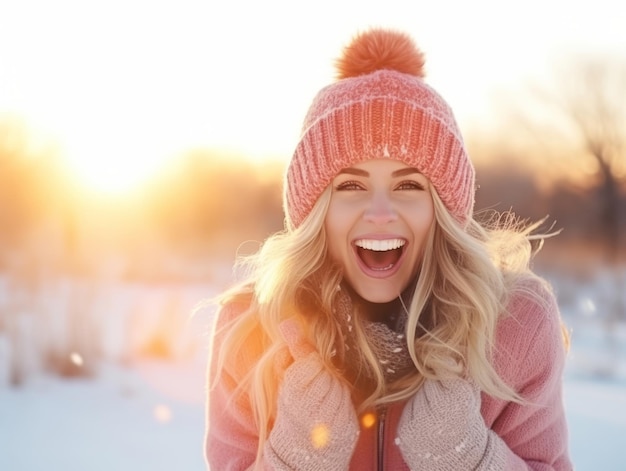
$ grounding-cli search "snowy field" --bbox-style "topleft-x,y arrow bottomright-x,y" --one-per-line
0,269 -> 624,471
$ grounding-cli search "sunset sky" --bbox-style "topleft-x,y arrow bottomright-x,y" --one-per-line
1,0 -> 624,194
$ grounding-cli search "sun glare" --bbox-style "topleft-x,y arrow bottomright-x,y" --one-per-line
32,91 -> 181,197
61,138 -> 169,196
1,0 -> 624,199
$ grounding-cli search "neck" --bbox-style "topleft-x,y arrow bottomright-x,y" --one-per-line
341,280 -> 416,326
360,297 -> 403,323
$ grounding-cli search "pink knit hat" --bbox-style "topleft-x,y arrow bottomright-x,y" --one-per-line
284,28 -> 475,228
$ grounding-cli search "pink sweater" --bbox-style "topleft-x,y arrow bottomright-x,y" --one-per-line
205,280 -> 572,470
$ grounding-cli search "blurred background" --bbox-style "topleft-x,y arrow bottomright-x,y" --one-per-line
0,1 -> 624,470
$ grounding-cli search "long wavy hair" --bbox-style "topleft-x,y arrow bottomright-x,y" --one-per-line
211,183 -> 550,467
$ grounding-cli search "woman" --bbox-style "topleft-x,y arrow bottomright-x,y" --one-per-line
205,28 -> 572,470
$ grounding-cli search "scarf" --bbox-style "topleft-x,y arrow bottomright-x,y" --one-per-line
334,286 -> 416,385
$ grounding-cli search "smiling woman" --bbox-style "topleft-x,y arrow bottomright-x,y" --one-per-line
205,28 -> 572,471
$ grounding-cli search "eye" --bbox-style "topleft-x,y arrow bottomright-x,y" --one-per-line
396,180 -> 426,191
335,180 -> 365,191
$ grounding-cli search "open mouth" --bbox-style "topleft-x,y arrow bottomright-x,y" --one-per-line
354,238 -> 405,271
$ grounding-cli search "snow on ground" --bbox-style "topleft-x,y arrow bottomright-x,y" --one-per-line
565,376 -> 626,469
0,269 -> 624,470
0,359 -> 207,471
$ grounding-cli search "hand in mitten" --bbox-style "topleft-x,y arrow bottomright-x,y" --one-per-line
264,318 -> 359,470
396,378 -> 505,470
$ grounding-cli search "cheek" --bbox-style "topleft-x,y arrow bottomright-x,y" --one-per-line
324,208 -> 350,258
409,206 -> 434,245
413,226 -> 432,259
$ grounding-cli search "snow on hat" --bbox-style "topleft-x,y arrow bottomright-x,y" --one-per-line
284,28 -> 475,228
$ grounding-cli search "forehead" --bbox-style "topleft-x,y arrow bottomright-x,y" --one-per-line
338,158 -> 420,176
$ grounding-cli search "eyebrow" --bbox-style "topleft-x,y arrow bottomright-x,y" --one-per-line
337,167 -> 421,178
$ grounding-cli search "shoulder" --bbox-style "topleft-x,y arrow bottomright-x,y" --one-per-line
210,290 -> 264,382
492,274 -> 568,393
210,282 -> 259,345
213,292 -> 254,334
497,274 -> 562,346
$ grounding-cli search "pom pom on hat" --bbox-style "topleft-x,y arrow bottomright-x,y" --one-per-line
335,29 -> 426,80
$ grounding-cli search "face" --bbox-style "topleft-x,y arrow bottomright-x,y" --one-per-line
324,159 -> 434,304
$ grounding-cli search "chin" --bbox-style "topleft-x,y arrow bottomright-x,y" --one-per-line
348,280 -> 406,304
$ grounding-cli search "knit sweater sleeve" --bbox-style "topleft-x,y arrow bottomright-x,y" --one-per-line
205,300 -> 260,471
481,278 -> 573,470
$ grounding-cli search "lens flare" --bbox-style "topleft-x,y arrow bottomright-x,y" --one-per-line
310,423 -> 329,449
70,352 -> 83,366
154,404 -> 173,424
361,412 -> 377,428
580,297 -> 597,316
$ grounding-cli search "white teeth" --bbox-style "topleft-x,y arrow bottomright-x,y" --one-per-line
355,238 -> 405,251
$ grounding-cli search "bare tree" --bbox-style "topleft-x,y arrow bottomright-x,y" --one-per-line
562,58 -> 623,257
527,54 -> 626,261
523,54 -> 626,376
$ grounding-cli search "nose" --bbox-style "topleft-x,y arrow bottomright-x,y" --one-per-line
363,192 -> 398,225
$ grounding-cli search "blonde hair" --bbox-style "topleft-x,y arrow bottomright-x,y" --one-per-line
211,184 -> 549,466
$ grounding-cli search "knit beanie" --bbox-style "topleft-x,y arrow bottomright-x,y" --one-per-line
284,28 -> 475,228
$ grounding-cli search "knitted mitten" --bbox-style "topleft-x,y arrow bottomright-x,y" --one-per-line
396,379 -> 506,470
264,319 -> 359,470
